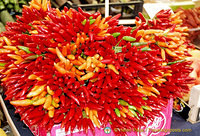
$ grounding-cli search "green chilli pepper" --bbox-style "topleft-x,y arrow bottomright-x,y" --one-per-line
142,97 -> 147,100
25,55 -> 40,60
82,19 -> 86,25
141,47 -> 152,52
74,65 -> 79,68
36,45 -> 39,49
118,100 -> 129,106
89,16 -> 93,20
129,109 -> 138,119
137,110 -> 143,117
128,105 -> 136,111
71,49 -> 76,55
115,108 -> 121,117
0,62 -> 7,67
141,106 -> 148,110
89,19 -> 96,25
112,46 -> 122,53
112,32 -> 121,38
81,52 -> 87,59
51,99 -> 57,107
122,36 -> 136,42
167,59 -> 185,65
82,111 -> 88,118
131,26 -> 137,33
131,42 -> 148,47
18,46 -> 32,53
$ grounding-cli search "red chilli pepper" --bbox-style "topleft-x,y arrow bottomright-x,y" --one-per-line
60,95 -> 66,107
20,107 -> 34,120
101,59 -> 113,64
82,87 -> 90,103
68,108 -> 75,121
40,113 -> 50,127
138,12 -> 146,22
67,91 -> 80,105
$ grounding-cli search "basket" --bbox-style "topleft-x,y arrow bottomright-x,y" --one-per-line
60,0 -> 144,19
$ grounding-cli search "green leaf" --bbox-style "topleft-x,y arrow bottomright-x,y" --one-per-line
4,0 -> 9,5
7,4 -> 13,9
0,2 -> 5,10
9,0 -> 16,4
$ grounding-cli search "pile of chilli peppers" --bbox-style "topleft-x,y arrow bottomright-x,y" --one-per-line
0,0 -> 196,135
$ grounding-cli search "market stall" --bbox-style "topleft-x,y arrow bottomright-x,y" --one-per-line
0,0 -> 200,136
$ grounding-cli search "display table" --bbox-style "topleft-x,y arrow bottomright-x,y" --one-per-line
1,94 -> 200,136
168,111 -> 200,136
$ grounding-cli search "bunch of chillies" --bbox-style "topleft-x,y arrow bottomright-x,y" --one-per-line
0,0 -> 195,135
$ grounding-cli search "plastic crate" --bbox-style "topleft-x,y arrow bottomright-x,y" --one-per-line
60,0 -> 144,19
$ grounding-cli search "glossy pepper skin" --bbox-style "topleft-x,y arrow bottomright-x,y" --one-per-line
0,1 -> 195,135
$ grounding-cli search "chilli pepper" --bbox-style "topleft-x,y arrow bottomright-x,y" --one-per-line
20,107 -> 34,120
122,36 -> 136,42
112,32 -> 121,38
131,42 -> 148,47
67,91 -> 80,105
40,113 -> 50,127
87,103 -> 103,110
115,108 -> 121,117
70,118 -> 77,133
27,109 -> 45,119
82,86 -> 90,103
68,108 -> 75,121
138,12 -> 146,22
10,99 -> 33,106
18,46 -> 32,54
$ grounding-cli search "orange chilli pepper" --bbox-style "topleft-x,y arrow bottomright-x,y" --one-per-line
10,99 -> 33,106
44,95 -> 52,109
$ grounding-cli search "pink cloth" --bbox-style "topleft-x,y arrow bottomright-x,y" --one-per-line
50,99 -> 173,136
29,98 -> 173,136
